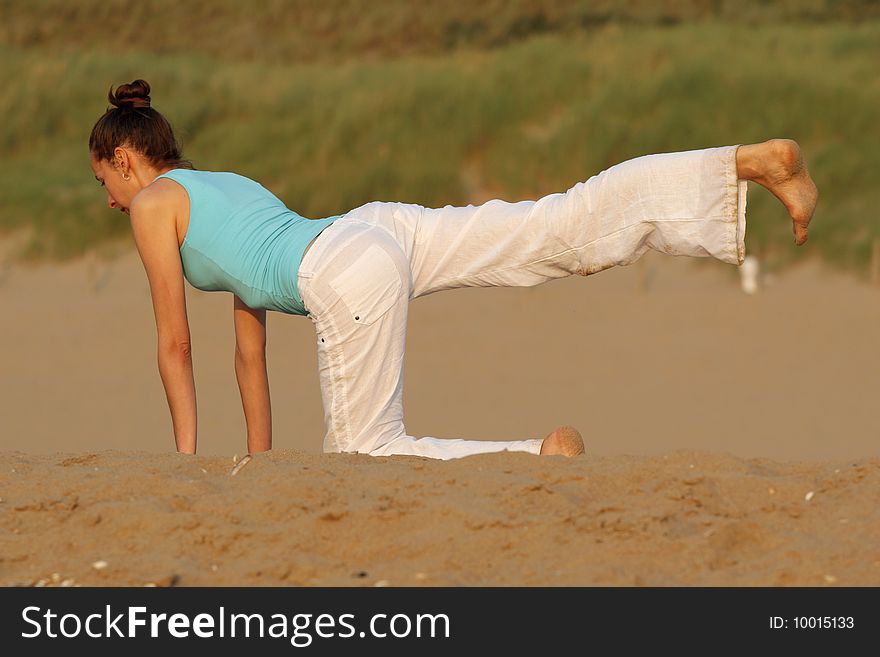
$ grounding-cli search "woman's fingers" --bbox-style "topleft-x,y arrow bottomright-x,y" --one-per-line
794,219 -> 809,246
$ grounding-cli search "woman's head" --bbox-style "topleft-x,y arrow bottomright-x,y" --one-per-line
89,79 -> 192,212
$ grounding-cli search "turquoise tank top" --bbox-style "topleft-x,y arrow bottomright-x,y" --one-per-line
154,169 -> 338,315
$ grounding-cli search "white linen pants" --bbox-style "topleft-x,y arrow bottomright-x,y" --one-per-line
297,145 -> 747,460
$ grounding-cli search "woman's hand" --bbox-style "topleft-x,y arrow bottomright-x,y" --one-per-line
129,186 -> 198,453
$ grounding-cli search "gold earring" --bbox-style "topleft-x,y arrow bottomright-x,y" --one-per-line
122,172 -> 131,181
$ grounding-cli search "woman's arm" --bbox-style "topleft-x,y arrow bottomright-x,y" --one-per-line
233,296 -> 272,452
129,190 -> 197,453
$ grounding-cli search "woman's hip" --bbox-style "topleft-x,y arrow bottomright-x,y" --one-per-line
297,217 -> 412,324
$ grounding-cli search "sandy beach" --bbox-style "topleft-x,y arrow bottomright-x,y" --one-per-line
1,246 -> 878,586
2,449 -> 878,587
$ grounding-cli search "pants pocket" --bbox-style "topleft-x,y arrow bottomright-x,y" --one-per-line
327,242 -> 402,325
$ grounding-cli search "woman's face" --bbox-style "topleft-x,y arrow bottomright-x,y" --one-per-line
89,154 -> 135,215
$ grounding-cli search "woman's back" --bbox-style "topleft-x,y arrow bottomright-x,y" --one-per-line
156,169 -> 337,315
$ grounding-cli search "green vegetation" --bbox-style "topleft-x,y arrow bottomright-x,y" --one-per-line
0,1 -> 878,276
3,0 -> 878,64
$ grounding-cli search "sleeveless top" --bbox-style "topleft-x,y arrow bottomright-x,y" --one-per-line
154,169 -> 338,315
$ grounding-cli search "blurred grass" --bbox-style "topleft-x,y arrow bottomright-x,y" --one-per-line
0,2 -> 878,276
3,0 -> 877,64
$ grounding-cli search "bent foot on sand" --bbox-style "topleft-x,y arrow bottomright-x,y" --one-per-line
736,138 -> 819,246
540,426 -> 585,457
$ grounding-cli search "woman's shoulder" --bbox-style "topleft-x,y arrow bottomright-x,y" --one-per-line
130,172 -> 198,219
156,168 -> 265,191
141,174 -> 192,206
145,169 -> 236,200
147,169 -> 281,211
157,168 -> 253,180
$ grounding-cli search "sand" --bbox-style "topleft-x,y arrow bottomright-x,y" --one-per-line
1,244 -> 879,586
2,450 -> 878,587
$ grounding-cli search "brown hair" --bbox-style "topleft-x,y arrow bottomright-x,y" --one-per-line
89,79 -> 194,170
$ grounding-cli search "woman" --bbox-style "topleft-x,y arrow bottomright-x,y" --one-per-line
89,80 -> 818,459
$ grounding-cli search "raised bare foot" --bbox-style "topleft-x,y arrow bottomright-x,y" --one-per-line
736,139 -> 819,246
540,425 -> 585,457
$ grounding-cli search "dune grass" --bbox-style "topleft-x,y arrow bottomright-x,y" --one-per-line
0,13 -> 877,276
3,0 -> 876,65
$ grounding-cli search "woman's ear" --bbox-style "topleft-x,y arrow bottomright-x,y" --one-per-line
113,147 -> 131,176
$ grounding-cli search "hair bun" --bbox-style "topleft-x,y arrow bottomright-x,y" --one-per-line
109,79 -> 152,109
